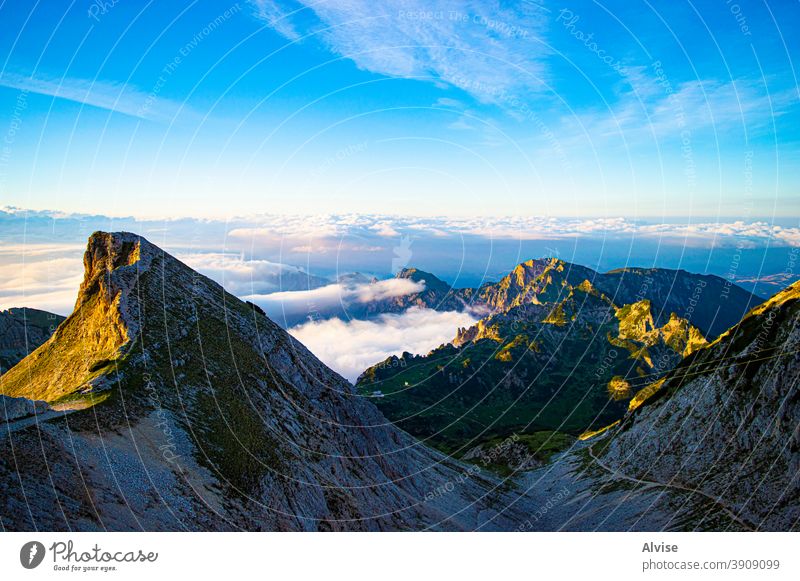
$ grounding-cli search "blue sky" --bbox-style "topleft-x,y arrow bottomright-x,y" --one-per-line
0,0 -> 798,219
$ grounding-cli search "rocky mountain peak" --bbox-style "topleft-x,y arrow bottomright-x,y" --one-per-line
480,257 -> 595,312
0,231 -> 531,531
510,257 -> 561,284
0,232 -> 159,402
395,267 -> 449,290
77,231 -> 151,312
84,231 -> 143,275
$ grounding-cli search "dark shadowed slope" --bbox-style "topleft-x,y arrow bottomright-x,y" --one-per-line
597,280 -> 800,530
0,308 -> 65,373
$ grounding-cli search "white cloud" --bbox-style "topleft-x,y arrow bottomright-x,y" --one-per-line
0,242 -> 85,257
251,0 -> 302,40
11,207 -> 794,251
177,252 -> 327,294
371,222 -> 401,237
239,214 -> 800,247
246,277 -> 425,321
249,1 -> 792,145
250,0 -> 549,104
0,71 -> 190,122
635,220 -> 800,247
435,97 -> 465,108
0,255 -> 82,315
2,209 -> 797,318
563,77 -> 795,147
224,213 -> 798,248
351,278 -> 424,301
288,306 -> 477,381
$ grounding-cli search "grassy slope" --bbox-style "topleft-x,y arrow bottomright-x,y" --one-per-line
0,291 -> 128,401
358,289 -> 707,455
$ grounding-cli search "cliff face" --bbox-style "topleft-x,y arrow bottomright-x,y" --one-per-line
0,233 -> 142,401
477,259 -> 760,339
599,281 -> 800,531
594,266 -> 758,339
0,232 -> 527,531
478,258 -> 597,311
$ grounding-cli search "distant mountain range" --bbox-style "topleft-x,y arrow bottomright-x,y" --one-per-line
731,271 -> 800,299
356,258 -> 760,454
0,232 -> 795,531
268,257 -> 760,334
255,267 -> 478,327
0,308 -> 64,373
386,259 -> 758,338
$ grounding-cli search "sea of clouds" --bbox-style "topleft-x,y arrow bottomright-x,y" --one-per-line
2,207 -> 798,379
289,307 -> 478,382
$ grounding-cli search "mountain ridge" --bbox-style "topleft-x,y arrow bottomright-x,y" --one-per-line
356,279 -> 710,453
0,231 -> 531,531
0,232 -> 793,531
384,257 -> 759,339
0,307 -> 65,374
595,279 -> 800,530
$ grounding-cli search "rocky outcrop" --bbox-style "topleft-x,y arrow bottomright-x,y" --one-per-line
478,258 -> 596,311
462,439 -> 543,473
0,233 -> 146,402
595,266 -> 759,338
390,258 -> 759,338
0,394 -> 50,422
599,281 -> 800,531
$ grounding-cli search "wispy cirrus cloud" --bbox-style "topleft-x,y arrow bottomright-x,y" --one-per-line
250,1 -> 793,149
566,75 -> 796,145
0,71 -> 189,122
250,0 -> 550,104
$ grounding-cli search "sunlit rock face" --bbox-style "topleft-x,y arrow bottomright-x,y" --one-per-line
601,281 -> 800,531
357,266 -> 713,451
